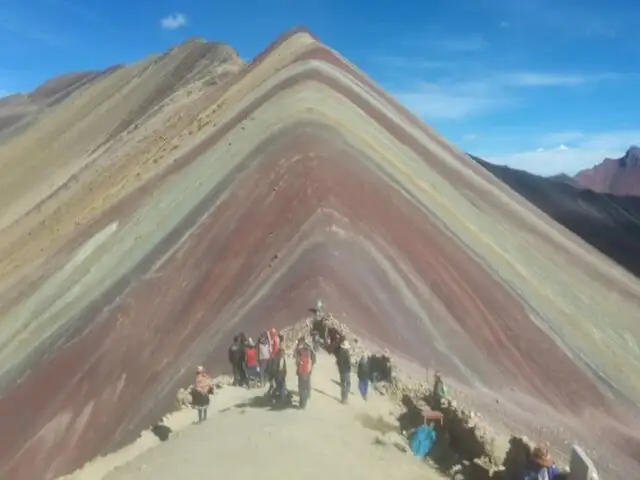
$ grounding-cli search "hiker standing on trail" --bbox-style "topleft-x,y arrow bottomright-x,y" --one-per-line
357,354 -> 370,401
273,347 -> 288,403
336,338 -> 352,404
192,366 -> 213,424
294,336 -> 316,409
258,332 -> 271,387
229,336 -> 243,386
244,338 -> 259,387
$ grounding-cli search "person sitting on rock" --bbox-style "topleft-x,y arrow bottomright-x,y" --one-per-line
192,366 -> 213,424
294,336 -> 316,409
336,338 -> 352,404
244,338 -> 259,387
431,371 -> 448,407
524,443 -> 562,480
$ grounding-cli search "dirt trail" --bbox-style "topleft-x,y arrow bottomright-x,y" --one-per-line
63,351 -> 445,480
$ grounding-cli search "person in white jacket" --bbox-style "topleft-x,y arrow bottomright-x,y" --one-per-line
258,332 -> 271,387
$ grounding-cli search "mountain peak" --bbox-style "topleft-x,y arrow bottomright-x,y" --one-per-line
620,145 -> 640,168
573,145 -> 640,195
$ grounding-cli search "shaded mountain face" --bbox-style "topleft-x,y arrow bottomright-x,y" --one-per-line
0,29 -> 639,480
573,146 -> 640,196
472,154 -> 640,279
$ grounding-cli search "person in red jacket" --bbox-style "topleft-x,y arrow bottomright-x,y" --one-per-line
244,338 -> 259,386
295,336 -> 316,409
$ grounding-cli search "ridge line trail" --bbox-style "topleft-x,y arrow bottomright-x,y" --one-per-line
69,351 -> 445,479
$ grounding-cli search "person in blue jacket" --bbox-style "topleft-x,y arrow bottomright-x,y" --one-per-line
524,444 -> 562,480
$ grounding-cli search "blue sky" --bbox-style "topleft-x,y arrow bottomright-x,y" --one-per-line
0,0 -> 638,175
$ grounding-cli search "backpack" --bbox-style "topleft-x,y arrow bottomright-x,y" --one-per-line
297,347 -> 312,375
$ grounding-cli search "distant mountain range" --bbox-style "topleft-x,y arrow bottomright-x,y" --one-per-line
470,153 -> 640,278
571,146 -> 640,196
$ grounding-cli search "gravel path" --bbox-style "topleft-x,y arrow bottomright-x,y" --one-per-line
65,351 -> 445,480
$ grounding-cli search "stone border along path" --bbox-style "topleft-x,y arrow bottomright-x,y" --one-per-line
61,313 -> 598,480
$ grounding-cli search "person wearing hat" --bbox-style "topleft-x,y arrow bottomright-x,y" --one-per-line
192,366 -> 212,423
335,338 -> 352,404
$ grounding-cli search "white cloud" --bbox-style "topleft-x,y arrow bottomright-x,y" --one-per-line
160,12 -> 187,30
371,55 -> 454,70
388,66 -> 624,121
496,72 -> 619,87
485,130 -> 640,176
484,0 -> 622,39
394,81 -> 511,120
400,33 -> 488,54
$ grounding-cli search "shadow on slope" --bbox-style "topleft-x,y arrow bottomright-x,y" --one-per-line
472,155 -> 640,279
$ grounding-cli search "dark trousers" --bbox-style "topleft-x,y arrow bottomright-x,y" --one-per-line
298,374 -> 311,409
192,390 -> 210,423
232,364 -> 242,385
339,372 -> 351,403
197,406 -> 208,423
358,378 -> 369,400
274,377 -> 287,402
246,365 -> 259,381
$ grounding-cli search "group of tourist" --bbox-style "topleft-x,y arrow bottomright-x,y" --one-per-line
225,324 -> 360,408
189,312 -> 376,423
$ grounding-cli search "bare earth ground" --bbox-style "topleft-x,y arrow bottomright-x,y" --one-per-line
63,352 -> 445,480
